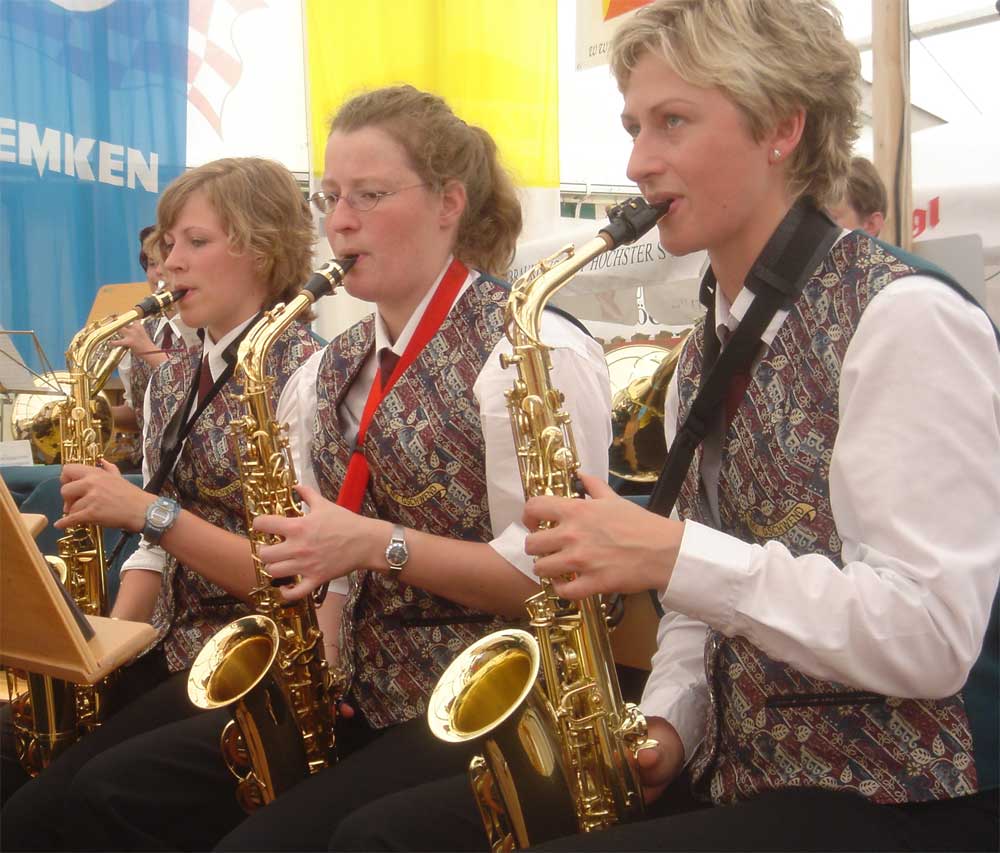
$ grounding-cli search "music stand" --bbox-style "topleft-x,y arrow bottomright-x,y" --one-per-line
0,477 -> 155,683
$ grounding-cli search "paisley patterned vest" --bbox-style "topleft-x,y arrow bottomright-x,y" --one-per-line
677,233 -> 992,805
311,276 -> 509,729
141,321 -> 321,672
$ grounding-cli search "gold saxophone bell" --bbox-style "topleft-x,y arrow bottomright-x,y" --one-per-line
188,615 -> 310,810
428,630 -> 578,850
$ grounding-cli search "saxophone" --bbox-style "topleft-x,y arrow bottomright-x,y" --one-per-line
6,289 -> 180,775
187,257 -> 355,812
427,199 -> 667,851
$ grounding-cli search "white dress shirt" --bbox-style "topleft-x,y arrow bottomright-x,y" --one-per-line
120,315 -> 258,575
640,262 -> 1000,766
278,260 -> 613,596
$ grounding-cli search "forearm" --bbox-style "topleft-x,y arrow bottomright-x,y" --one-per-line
137,351 -> 167,369
110,569 -> 162,622
158,511 -> 257,603
365,520 -> 539,618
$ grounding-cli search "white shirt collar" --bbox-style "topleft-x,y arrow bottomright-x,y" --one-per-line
714,282 -> 790,348
201,313 -> 257,381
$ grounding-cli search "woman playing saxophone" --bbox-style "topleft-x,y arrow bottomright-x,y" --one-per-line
55,84 -> 614,853
1,157 -> 323,852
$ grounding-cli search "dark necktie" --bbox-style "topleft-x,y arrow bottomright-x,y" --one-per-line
719,324 -> 751,427
160,324 -> 174,351
725,370 -> 751,427
197,354 -> 214,407
378,347 -> 400,390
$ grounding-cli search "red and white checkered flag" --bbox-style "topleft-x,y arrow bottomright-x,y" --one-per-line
187,0 -> 267,136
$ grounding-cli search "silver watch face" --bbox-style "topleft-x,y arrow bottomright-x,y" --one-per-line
148,503 -> 175,527
385,540 -> 408,567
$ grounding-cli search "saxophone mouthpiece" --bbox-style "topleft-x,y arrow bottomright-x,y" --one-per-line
600,197 -> 670,249
134,288 -> 180,317
304,256 -> 358,300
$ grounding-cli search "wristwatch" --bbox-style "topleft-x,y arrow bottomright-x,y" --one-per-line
141,496 -> 181,545
384,524 -> 409,576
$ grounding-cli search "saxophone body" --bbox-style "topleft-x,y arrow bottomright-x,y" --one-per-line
427,200 -> 666,851
187,258 -> 354,811
7,290 -> 180,775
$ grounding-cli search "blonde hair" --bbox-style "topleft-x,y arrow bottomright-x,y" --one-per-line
329,85 -> 522,276
154,158 -> 314,307
611,0 -> 861,206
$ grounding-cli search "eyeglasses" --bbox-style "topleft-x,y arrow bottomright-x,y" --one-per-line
309,183 -> 428,215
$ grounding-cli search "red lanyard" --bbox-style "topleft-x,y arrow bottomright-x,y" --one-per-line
335,258 -> 469,512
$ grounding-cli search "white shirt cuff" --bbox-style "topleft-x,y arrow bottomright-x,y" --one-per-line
488,521 -> 539,581
665,520 -> 754,633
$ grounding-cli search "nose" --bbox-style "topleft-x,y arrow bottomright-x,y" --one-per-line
163,244 -> 183,272
625,129 -> 662,189
324,196 -> 360,244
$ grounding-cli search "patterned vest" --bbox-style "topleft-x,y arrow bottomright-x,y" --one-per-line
678,233 -> 988,804
141,321 -> 321,672
310,277 -> 509,729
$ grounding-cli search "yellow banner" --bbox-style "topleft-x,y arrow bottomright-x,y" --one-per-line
305,0 -> 558,187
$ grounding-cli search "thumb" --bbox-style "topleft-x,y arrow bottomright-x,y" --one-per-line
578,472 -> 617,499
294,482 -> 323,511
100,458 -> 121,476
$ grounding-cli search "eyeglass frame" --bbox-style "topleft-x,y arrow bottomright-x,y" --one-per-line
309,183 -> 429,215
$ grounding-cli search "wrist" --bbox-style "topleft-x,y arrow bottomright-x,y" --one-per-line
133,491 -> 158,533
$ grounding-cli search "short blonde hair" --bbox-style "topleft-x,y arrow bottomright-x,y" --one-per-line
611,0 -> 860,207
155,158 -> 314,307
329,85 -> 522,276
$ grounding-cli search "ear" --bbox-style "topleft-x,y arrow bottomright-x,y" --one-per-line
438,179 -> 467,231
769,106 -> 806,161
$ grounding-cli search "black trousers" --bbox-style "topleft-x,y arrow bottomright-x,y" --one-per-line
64,700 -> 483,852
0,651 -> 195,852
331,771 -> 1000,853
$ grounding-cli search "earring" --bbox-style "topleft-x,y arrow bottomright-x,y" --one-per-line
771,148 -> 782,162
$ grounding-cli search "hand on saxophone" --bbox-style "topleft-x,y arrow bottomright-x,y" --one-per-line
254,483 -> 388,602
111,321 -> 164,367
632,715 -> 685,805
524,473 -> 685,599
56,460 -> 156,533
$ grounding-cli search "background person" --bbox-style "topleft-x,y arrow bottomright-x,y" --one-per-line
828,155 -> 886,237
110,225 -> 198,469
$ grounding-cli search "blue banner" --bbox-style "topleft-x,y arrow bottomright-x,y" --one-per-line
0,0 -> 188,372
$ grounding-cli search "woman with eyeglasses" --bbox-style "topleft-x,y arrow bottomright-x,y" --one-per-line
57,84 -> 613,852
0,157 -> 323,851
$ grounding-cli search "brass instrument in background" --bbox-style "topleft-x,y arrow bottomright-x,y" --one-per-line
428,199 -> 666,851
6,289 -> 180,775
608,333 -> 690,483
188,258 -> 355,812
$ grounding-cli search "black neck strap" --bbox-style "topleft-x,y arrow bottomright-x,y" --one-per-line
647,200 -> 841,518
146,314 -> 260,495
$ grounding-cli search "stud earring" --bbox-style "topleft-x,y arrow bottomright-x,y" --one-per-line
771,148 -> 782,162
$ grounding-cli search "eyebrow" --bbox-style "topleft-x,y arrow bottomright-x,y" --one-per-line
621,97 -> 699,123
